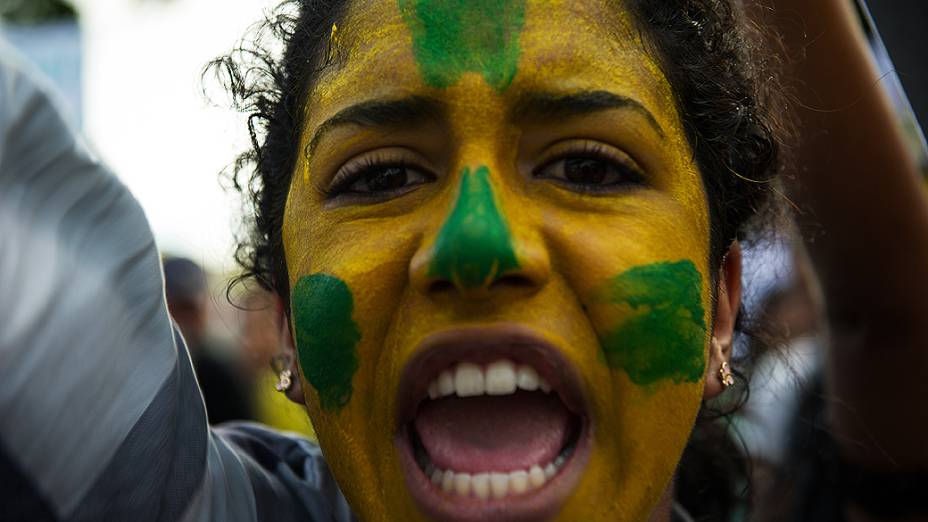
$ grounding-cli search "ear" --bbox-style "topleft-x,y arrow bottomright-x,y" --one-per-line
704,242 -> 742,399
275,295 -> 305,405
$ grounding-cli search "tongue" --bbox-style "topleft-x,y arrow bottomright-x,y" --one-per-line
414,391 -> 573,473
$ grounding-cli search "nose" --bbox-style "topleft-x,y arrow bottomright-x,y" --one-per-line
410,165 -> 549,298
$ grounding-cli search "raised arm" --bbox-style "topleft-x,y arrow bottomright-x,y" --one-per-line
752,0 -> 928,515
0,44 -> 350,521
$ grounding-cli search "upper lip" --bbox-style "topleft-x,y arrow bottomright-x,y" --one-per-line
395,323 -> 588,438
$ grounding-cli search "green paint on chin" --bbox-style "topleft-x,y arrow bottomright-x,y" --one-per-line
429,166 -> 520,288
291,273 -> 361,411
599,260 -> 707,385
398,0 -> 526,92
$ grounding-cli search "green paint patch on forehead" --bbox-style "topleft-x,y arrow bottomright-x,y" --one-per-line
398,0 -> 526,92
599,260 -> 707,385
429,166 -> 520,288
292,273 -> 361,411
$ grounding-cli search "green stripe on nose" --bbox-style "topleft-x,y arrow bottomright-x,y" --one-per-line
429,166 -> 520,289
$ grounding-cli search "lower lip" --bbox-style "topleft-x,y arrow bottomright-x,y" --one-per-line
395,413 -> 592,522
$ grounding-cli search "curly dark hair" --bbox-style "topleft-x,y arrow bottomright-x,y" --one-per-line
208,0 -> 790,518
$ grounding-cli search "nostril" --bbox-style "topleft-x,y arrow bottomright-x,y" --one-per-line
428,280 -> 455,294
490,273 -> 535,290
427,273 -> 535,294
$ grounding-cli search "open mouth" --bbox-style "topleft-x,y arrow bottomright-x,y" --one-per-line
395,326 -> 591,522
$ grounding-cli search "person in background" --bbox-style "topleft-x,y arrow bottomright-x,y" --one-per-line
163,256 -> 253,424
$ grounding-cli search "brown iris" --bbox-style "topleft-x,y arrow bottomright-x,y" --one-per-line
563,158 -> 608,184
364,166 -> 409,191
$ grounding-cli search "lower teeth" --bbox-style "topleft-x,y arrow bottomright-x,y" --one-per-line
411,427 -> 576,500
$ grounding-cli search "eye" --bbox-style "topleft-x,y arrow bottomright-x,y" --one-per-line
345,165 -> 421,192
326,152 -> 435,202
534,141 -> 645,193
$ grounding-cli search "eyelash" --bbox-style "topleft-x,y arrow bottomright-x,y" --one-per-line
323,142 -> 644,203
324,153 -> 433,201
533,141 -> 645,193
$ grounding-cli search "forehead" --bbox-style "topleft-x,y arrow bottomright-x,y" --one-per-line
309,0 -> 677,126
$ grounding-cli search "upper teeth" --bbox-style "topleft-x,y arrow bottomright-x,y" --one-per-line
427,359 -> 551,399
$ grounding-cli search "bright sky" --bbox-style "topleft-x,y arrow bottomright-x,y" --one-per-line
76,0 -> 279,273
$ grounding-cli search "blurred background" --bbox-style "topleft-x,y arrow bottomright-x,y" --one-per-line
1,0 -> 275,273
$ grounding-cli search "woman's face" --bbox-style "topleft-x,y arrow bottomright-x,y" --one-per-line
283,0 -> 718,520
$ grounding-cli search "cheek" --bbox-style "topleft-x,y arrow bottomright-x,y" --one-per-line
539,198 -> 711,515
566,256 -> 708,518
596,260 -> 707,385
538,192 -> 711,373
285,202 -> 426,516
569,376 -> 704,520
287,212 -> 421,403
291,274 -> 361,411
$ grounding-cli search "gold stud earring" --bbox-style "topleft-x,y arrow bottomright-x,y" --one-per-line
719,361 -> 735,388
271,354 -> 294,393
275,368 -> 293,393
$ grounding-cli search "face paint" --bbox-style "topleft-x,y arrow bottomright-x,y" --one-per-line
398,0 -> 526,92
283,1 -> 716,520
598,260 -> 706,385
429,166 -> 520,288
291,273 -> 361,411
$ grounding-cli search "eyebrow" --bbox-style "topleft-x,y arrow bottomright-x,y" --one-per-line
510,90 -> 665,138
307,95 -> 445,157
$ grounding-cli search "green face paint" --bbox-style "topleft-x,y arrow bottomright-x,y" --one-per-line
429,166 -> 520,288
598,260 -> 707,386
291,273 -> 361,411
398,0 -> 526,92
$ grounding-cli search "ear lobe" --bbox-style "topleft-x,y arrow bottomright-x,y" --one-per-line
275,296 -> 305,405
704,242 -> 742,399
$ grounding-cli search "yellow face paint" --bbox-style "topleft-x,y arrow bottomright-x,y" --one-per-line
282,1 -> 713,520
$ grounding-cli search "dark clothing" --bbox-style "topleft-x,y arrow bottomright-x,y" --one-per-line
191,343 -> 254,424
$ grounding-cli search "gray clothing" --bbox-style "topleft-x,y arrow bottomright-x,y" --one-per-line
0,42 -> 354,522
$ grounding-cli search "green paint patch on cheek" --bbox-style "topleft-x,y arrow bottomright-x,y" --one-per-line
429,166 -> 519,288
599,260 -> 707,385
291,273 -> 361,411
398,0 -> 526,92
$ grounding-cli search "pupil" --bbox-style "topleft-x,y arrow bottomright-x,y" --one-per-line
366,167 -> 407,191
564,158 -> 606,184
